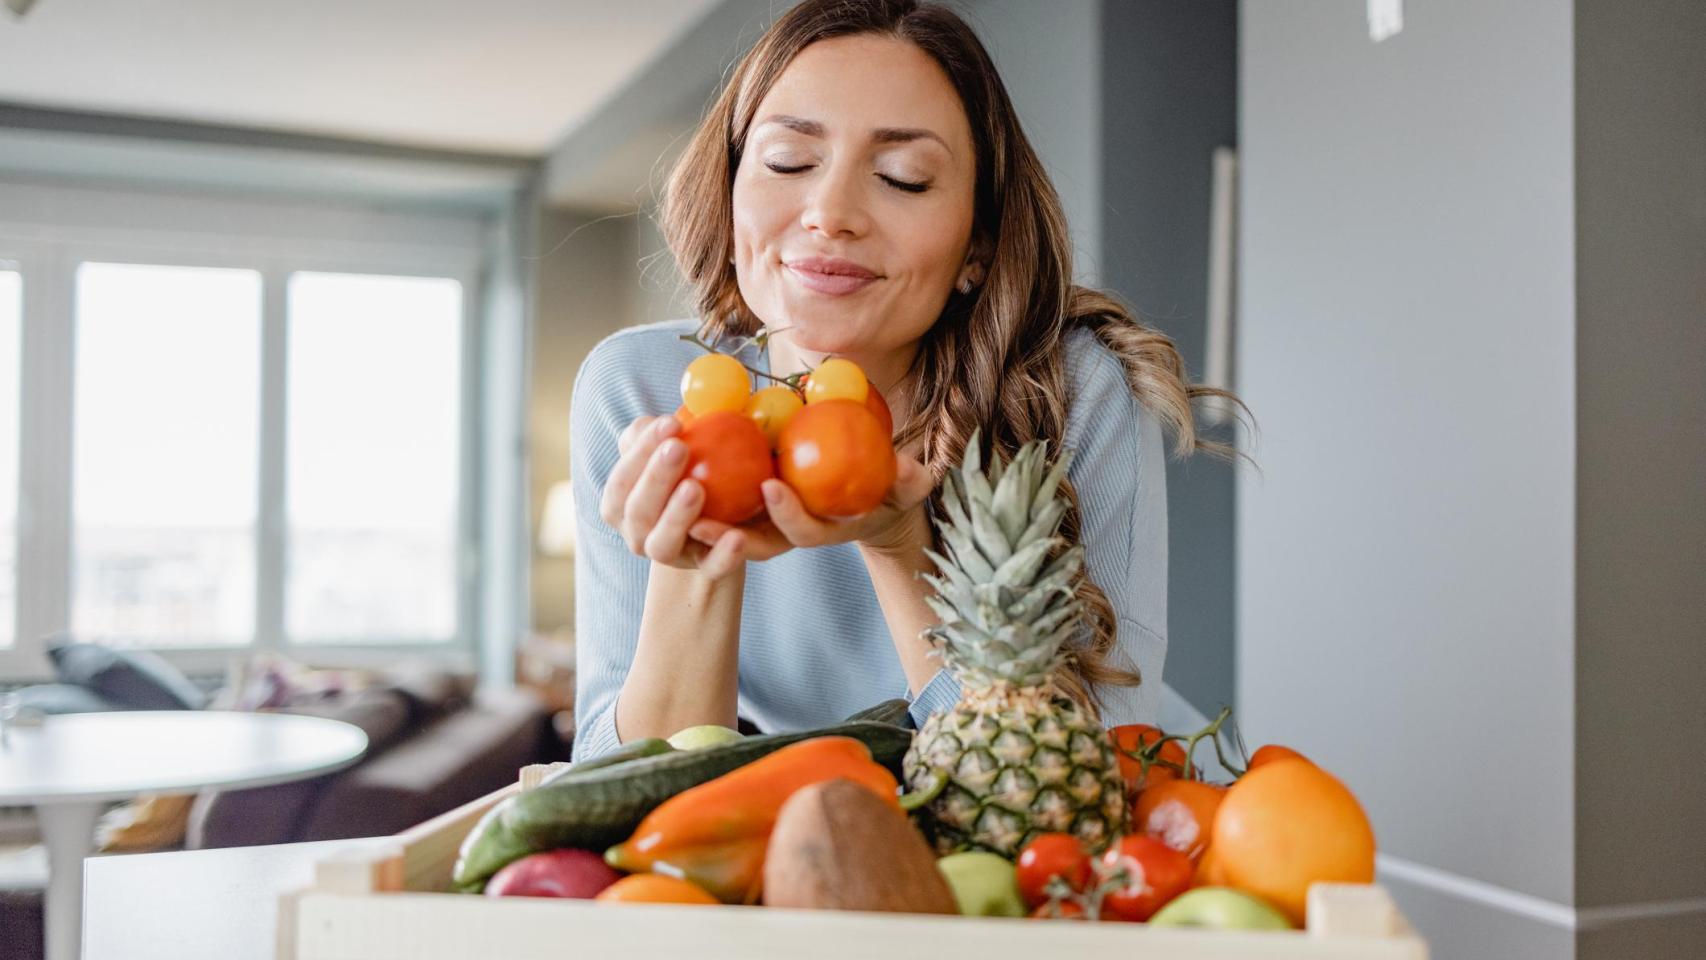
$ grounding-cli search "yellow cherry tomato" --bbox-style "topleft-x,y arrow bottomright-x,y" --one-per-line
680,354 -> 751,415
744,385 -> 805,447
802,358 -> 869,405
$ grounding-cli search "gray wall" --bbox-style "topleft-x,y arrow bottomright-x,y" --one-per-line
960,0 -> 1103,286
1099,0 -> 1239,718
1574,0 -> 1706,955
1238,2 -> 1576,957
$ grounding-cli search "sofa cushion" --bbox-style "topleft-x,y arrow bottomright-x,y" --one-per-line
296,688 -> 550,841
376,664 -> 470,724
184,688 -> 407,850
46,638 -> 208,710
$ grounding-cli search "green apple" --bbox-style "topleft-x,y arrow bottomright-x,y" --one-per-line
935,851 -> 1026,917
1148,887 -> 1294,930
665,724 -> 745,750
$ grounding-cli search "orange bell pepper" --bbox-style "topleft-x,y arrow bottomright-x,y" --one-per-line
604,736 -> 900,904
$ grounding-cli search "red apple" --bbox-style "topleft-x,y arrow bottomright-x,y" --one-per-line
484,849 -> 621,899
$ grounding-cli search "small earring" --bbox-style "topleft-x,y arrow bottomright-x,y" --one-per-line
957,277 -> 973,294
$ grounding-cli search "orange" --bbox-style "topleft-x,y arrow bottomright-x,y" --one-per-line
594,874 -> 720,905
1212,758 -> 1375,925
1247,744 -> 1308,770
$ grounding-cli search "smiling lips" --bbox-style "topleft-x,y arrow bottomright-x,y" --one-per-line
786,257 -> 879,296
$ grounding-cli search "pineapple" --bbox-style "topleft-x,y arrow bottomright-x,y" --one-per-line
903,430 -> 1129,857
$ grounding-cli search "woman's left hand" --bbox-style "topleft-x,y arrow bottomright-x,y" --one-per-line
687,451 -> 936,562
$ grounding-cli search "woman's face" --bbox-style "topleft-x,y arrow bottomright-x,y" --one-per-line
731,34 -> 979,363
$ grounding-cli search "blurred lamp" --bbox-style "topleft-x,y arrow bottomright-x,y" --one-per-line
5,0 -> 40,19
538,480 -> 577,558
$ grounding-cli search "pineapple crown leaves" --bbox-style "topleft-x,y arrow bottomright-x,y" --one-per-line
920,428 -> 1085,688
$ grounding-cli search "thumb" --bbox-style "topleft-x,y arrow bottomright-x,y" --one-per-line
889,454 -> 935,510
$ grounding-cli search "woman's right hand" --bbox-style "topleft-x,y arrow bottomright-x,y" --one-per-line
599,414 -> 748,579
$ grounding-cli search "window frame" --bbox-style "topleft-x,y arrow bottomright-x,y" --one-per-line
0,189 -> 488,680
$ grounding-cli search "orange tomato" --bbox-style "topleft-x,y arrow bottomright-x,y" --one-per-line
743,385 -> 804,447
801,358 -> 869,405
679,354 -> 750,415
677,411 -> 775,524
1248,744 -> 1308,770
594,874 -> 720,905
1133,779 -> 1226,861
800,372 -> 893,437
1212,758 -> 1375,925
776,399 -> 895,518
1109,725 -> 1191,794
672,404 -> 695,426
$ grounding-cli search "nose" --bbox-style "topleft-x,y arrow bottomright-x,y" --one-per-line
798,163 -> 870,239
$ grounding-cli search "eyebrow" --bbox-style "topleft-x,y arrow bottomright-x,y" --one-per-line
756,114 -> 952,154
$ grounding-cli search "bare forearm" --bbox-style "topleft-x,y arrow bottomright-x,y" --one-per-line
615,562 -> 745,740
859,540 -> 942,696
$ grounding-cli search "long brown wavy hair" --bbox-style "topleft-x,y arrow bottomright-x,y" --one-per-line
658,0 -> 1252,717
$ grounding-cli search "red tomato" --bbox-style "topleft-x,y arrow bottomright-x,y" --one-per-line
1029,898 -> 1088,921
1098,835 -> 1194,922
1132,779 -> 1227,861
800,373 -> 893,437
677,411 -> 775,524
776,399 -> 895,518
1109,724 -> 1192,794
864,382 -> 893,437
1015,833 -> 1093,907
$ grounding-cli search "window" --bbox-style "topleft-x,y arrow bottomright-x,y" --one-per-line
0,266 -> 18,648
286,272 -> 463,644
70,263 -> 262,647
0,179 -> 498,678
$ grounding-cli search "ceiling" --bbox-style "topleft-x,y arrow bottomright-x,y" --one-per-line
0,0 -> 722,156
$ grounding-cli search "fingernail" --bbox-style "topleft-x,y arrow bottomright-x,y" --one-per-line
763,483 -> 782,506
660,440 -> 684,463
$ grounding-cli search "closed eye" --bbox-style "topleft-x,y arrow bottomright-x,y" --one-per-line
763,162 -> 930,194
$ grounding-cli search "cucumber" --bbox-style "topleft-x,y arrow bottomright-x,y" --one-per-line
450,795 -> 532,893
540,737 -> 673,787
503,721 -> 915,855
452,737 -> 673,891
843,698 -> 915,728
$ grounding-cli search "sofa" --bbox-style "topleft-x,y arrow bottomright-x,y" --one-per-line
0,643 -> 569,960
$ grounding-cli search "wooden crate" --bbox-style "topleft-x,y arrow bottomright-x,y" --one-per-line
281,763 -> 1428,960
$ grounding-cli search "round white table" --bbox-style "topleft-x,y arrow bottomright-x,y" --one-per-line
0,710 -> 368,960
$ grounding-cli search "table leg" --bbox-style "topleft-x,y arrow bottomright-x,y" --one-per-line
38,800 -> 103,960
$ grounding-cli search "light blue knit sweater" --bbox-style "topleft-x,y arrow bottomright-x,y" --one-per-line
569,319 -> 1168,760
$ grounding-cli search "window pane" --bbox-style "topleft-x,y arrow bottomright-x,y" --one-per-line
0,267 -> 19,648
286,272 -> 461,644
72,262 -> 260,647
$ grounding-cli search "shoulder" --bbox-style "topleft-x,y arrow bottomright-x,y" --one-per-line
1061,324 -> 1150,454
573,318 -> 704,428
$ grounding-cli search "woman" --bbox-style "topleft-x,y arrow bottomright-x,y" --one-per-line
570,0 -> 1245,760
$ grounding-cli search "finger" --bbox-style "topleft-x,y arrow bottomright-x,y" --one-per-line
621,438 -> 690,550
689,517 -> 731,547
615,416 -> 658,457
643,479 -> 704,563
699,528 -> 747,580
884,454 -> 935,510
761,479 -> 835,545
600,417 -> 677,526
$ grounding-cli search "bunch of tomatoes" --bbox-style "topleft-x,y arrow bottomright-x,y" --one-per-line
675,351 -> 897,523
1017,712 -> 1376,926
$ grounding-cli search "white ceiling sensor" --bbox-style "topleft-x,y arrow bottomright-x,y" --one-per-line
1369,0 -> 1404,42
